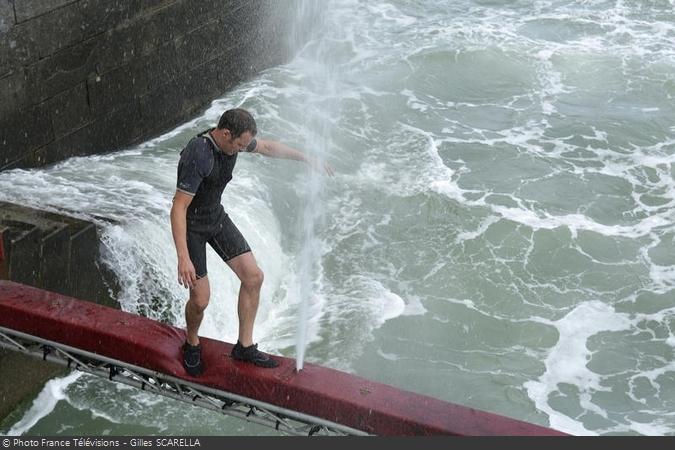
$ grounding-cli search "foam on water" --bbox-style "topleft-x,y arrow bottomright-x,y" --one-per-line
525,302 -> 633,435
402,295 -> 429,317
6,372 -> 82,436
315,274 -> 409,371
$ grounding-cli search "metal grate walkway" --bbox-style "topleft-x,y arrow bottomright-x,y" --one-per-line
0,326 -> 368,436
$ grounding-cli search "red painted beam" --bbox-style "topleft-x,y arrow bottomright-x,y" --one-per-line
0,280 -> 566,436
0,229 -> 5,261
0,230 -> 8,280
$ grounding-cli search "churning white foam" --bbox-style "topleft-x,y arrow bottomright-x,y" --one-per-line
524,301 -> 634,435
6,372 -> 82,436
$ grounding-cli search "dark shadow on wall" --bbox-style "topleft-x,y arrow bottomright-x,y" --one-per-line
0,0 -> 298,171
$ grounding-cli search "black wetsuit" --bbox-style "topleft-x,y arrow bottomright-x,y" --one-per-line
176,129 -> 258,278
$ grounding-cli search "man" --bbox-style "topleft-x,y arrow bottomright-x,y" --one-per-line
171,108 -> 333,375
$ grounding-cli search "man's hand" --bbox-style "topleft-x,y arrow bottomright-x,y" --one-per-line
309,156 -> 335,177
178,255 -> 197,289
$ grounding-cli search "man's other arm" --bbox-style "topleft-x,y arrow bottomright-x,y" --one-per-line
170,191 -> 197,289
255,139 -> 335,177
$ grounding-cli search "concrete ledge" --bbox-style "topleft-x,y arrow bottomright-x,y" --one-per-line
0,201 -> 119,308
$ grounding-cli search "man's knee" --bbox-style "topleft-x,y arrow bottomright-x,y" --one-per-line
188,297 -> 209,313
189,290 -> 210,312
242,266 -> 264,289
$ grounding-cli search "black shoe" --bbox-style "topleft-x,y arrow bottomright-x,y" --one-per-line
182,341 -> 203,376
231,341 -> 279,368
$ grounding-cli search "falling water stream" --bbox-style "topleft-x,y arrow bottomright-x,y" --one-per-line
294,1 -> 336,370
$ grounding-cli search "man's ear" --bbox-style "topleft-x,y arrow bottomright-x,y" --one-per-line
222,129 -> 232,140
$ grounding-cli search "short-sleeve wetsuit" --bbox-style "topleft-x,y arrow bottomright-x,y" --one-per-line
176,128 -> 258,278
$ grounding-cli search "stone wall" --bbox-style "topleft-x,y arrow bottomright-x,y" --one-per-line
0,0 -> 295,171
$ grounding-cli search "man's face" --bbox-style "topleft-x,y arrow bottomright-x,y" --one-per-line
222,130 -> 254,154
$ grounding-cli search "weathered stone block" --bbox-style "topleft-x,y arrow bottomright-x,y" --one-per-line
138,77 -> 187,130
79,0 -> 139,39
69,222 -> 118,308
88,102 -> 144,150
0,0 -> 15,33
181,51 -> 245,105
220,44 -> 259,86
0,23 -> 38,75
69,222 -> 95,298
133,15 -> 169,56
138,27 -> 272,138
86,0 -> 262,121
222,0 -> 248,17
218,5 -> 261,50
127,0 -> 233,62
173,18 -> 223,70
13,0 -> 77,23
150,0 -> 232,40
27,36 -> 99,102
28,1 -> 84,58
144,2 -> 198,43
29,103 -> 143,167
49,81 -> 92,137
40,223 -> 71,294
0,69 -> 28,118
133,0 -> 177,15
6,223 -> 40,285
138,47 -> 248,136
135,40 -> 183,92
91,23 -> 147,74
78,7 -> 182,75
0,104 -> 53,170
86,64 -> 145,116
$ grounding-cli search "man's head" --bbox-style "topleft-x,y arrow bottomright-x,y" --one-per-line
217,108 -> 258,137
214,108 -> 258,154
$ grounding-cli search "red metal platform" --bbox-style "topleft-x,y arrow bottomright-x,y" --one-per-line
0,280 -> 566,435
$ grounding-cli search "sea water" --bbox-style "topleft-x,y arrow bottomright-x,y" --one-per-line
1,0 -> 675,436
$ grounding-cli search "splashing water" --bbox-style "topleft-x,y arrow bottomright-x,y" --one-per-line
293,0 -> 336,371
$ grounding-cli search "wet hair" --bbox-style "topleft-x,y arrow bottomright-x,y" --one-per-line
216,108 -> 258,138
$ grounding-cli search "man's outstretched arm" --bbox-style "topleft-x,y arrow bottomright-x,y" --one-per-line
255,139 -> 335,177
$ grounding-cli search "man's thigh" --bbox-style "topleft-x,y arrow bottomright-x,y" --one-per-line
208,215 -> 251,264
186,229 -> 208,278
226,251 -> 260,282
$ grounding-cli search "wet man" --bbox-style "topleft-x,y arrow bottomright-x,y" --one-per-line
171,108 -> 333,375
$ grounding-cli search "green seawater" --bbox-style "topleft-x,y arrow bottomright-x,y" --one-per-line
1,0 -> 674,436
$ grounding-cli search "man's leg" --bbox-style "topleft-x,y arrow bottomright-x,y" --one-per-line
226,252 -> 278,368
226,252 -> 263,347
185,275 -> 210,346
